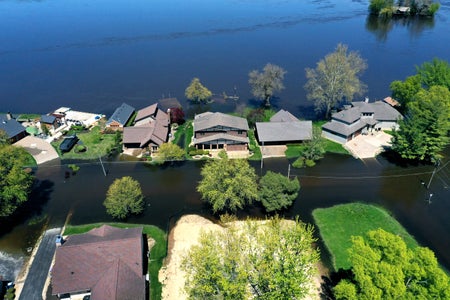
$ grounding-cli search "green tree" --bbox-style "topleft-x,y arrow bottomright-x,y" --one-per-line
305,44 -> 367,118
157,142 -> 185,161
258,171 -> 300,212
248,63 -> 286,107
369,0 -> 393,15
197,158 -> 258,213
182,216 -> 320,299
334,229 -> 450,300
0,145 -> 34,217
391,86 -> 450,162
416,58 -> 450,90
185,77 -> 212,103
103,176 -> 144,219
0,129 -> 9,145
390,75 -> 422,109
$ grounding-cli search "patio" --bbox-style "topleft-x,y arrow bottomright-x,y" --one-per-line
344,132 -> 393,159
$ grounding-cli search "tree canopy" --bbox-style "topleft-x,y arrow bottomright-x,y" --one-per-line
305,44 -> 367,119
369,0 -> 440,17
157,142 -> 185,161
248,63 -> 286,107
334,228 -> 450,300
185,78 -> 212,103
416,58 -> 450,90
0,145 -> 34,217
258,171 -> 300,212
182,216 -> 319,299
197,158 -> 258,213
103,176 -> 144,219
391,85 -> 450,162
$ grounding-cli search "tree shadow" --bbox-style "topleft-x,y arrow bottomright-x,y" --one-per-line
319,268 -> 354,300
379,149 -> 433,168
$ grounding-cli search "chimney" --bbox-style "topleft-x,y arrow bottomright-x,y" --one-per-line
6,112 -> 12,120
364,97 -> 369,103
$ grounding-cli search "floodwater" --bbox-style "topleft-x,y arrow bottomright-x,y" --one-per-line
1,0 -> 450,281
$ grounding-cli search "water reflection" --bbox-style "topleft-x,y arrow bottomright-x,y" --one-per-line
366,14 -> 435,41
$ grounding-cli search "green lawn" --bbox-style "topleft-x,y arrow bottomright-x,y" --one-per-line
313,203 -> 418,271
64,222 -> 167,300
52,126 -> 120,159
248,129 -> 262,161
285,143 -> 306,159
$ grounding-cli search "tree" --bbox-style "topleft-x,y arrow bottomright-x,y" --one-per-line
157,142 -> 185,161
169,107 -> 185,124
305,44 -> 367,118
0,145 -> 34,217
182,216 -> 320,299
185,78 -> 212,103
391,86 -> 450,162
258,171 -> 300,212
334,229 -> 450,300
103,176 -> 144,219
390,75 -> 422,109
197,158 -> 258,213
416,58 -> 450,90
0,129 -> 9,145
248,63 -> 286,107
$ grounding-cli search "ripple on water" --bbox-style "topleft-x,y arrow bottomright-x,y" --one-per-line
0,251 -> 24,282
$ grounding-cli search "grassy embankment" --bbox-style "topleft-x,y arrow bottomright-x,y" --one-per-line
52,125 -> 120,159
285,121 -> 349,159
63,222 -> 167,300
313,203 -> 418,271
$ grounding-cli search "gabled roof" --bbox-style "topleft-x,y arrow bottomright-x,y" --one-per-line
135,104 -> 158,123
194,133 -> 249,145
52,225 -> 145,300
332,100 -> 402,124
332,107 -> 361,124
123,121 -> 168,147
41,115 -> 56,124
270,109 -> 300,123
106,103 -> 135,126
322,119 -> 367,137
256,121 -> 312,143
194,112 -> 249,132
0,114 -> 26,138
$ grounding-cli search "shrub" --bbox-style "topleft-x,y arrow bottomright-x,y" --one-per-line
75,145 -> 87,153
305,159 -> 316,167
292,157 -> 305,168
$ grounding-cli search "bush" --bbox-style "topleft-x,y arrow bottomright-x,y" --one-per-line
292,157 -> 305,168
75,145 -> 87,153
68,164 -> 80,173
189,149 -> 209,156
305,159 -> 316,167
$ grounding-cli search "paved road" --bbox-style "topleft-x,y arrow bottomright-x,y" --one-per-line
18,228 -> 61,300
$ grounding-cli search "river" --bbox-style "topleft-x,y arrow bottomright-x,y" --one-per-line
1,0 -> 450,282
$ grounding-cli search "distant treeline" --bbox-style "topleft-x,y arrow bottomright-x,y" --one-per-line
369,0 -> 440,17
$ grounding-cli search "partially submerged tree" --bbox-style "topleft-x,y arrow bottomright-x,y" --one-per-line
182,216 -> 319,299
305,44 -> 367,119
248,63 -> 286,107
334,228 -> 450,300
197,158 -> 258,213
391,85 -> 450,162
157,142 -> 185,161
103,176 -> 144,219
0,145 -> 34,217
259,171 -> 300,212
185,78 -> 212,103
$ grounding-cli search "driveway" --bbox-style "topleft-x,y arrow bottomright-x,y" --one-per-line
17,228 -> 61,300
14,136 -> 60,165
261,145 -> 287,158
345,132 -> 392,159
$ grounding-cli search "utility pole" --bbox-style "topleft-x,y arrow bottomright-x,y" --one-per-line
99,156 -> 107,176
427,159 -> 440,189
260,142 -> 264,170
287,164 -> 291,178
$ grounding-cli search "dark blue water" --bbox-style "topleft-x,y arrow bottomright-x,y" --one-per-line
1,0 -> 449,119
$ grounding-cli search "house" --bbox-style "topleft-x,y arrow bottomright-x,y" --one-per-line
51,225 -> 145,300
123,103 -> 169,153
41,114 -> 59,130
0,113 -> 27,143
255,110 -> 312,145
322,99 -> 402,144
193,112 -> 249,151
105,103 -> 135,131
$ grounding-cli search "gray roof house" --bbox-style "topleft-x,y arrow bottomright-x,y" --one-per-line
193,112 -> 249,151
106,103 -> 135,131
51,225 -> 145,300
255,110 -> 313,145
0,113 -> 27,143
322,100 -> 402,144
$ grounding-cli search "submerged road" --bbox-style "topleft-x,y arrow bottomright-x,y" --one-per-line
18,228 -> 61,300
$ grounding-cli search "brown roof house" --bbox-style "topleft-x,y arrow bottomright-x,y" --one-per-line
321,98 -> 402,144
123,103 -> 170,154
255,109 -> 312,145
51,225 -> 146,300
193,112 -> 249,151
105,103 -> 135,131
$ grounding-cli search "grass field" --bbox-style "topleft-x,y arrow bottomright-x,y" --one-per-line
64,222 -> 167,300
52,126 -> 120,159
248,129 -> 262,161
313,203 -> 418,271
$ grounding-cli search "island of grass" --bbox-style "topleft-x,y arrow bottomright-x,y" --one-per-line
63,222 -> 167,300
313,203 -> 418,271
